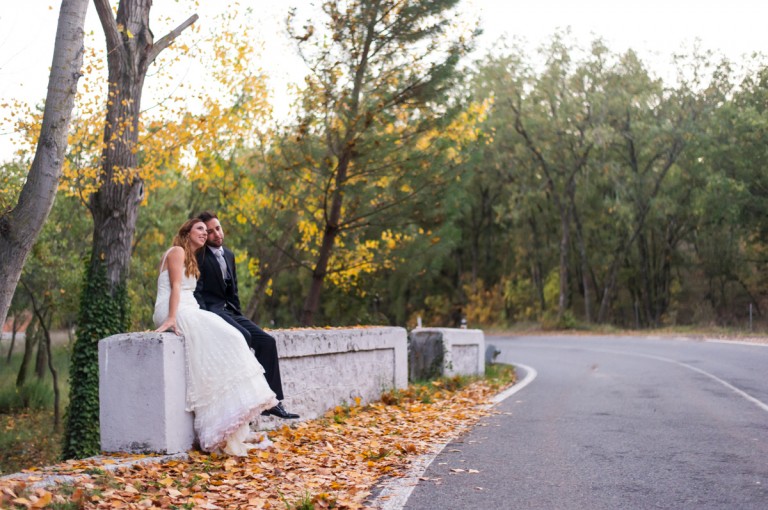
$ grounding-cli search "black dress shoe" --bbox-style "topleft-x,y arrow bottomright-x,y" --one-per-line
261,402 -> 300,419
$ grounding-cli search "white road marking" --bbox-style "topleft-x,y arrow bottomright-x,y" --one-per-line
632,352 -> 768,414
490,363 -> 537,405
370,363 -> 538,510
511,340 -> 768,414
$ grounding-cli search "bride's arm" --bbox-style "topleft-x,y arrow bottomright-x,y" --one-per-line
154,246 -> 185,335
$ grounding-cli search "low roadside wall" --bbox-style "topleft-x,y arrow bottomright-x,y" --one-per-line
408,327 -> 485,381
99,327 -> 407,455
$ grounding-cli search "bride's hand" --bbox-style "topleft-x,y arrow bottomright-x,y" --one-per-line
154,318 -> 180,335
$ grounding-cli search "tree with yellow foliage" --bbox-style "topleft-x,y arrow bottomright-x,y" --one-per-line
277,0 -> 482,325
63,0 -> 198,460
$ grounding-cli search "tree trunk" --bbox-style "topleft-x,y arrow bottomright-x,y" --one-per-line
0,0 -> 88,331
572,202 -> 592,323
21,280 -> 52,379
557,202 -> 571,320
16,321 -> 36,389
45,329 -> 62,430
23,280 -> 61,428
87,0 -> 157,295
6,314 -> 19,363
597,253 -> 622,323
63,0 -> 197,459
527,214 -> 546,311
84,0 -> 198,295
301,155 -> 347,325
35,326 -> 48,380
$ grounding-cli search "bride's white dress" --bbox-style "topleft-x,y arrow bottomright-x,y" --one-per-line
153,257 -> 278,456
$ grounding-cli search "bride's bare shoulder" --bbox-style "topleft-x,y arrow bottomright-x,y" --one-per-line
166,246 -> 184,257
159,246 -> 184,271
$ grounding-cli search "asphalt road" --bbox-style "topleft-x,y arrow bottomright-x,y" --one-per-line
401,334 -> 768,510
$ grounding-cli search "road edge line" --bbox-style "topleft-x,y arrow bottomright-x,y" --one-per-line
370,362 -> 538,509
490,362 -> 537,405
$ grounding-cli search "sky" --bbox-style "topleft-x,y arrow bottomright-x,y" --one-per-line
0,1 -> 765,161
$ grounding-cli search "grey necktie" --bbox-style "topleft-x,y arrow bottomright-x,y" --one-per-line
213,248 -> 227,279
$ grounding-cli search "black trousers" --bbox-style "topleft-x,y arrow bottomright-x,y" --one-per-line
213,310 -> 284,401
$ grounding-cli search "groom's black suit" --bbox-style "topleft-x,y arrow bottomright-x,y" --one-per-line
194,246 -> 285,400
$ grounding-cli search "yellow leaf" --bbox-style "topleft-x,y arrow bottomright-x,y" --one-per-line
32,492 -> 52,508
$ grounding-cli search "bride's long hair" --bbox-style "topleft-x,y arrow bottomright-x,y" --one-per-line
173,219 -> 202,278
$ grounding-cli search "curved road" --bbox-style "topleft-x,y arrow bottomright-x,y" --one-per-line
401,334 -> 768,509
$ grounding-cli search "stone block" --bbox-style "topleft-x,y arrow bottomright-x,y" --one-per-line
408,328 -> 485,381
99,332 -> 195,454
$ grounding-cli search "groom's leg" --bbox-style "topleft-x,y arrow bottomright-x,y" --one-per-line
210,309 -> 252,345
231,315 -> 284,401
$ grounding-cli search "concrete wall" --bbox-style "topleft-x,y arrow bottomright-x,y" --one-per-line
267,327 -> 407,423
408,328 -> 485,381
99,326 -> 407,454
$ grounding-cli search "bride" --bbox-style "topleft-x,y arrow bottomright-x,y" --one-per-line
153,218 -> 278,456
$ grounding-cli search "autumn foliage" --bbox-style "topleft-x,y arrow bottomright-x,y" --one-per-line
0,374 -> 514,509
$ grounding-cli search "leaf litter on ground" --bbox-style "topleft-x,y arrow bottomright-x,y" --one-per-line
0,372 -> 514,509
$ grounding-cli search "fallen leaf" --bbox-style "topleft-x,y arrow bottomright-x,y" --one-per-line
0,378 -> 514,510
31,491 -> 52,508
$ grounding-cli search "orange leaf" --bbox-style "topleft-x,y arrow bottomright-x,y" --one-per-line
31,492 -> 52,508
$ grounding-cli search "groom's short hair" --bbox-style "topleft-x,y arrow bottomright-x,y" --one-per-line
197,211 -> 218,223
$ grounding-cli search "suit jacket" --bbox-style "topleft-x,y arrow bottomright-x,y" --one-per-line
194,245 -> 243,315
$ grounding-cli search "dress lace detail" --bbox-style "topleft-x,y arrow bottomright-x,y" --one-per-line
153,256 -> 277,456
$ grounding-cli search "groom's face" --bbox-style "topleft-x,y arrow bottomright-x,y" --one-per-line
204,218 -> 225,248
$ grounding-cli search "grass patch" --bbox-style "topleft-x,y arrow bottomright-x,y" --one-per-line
484,362 -> 516,389
0,345 -> 71,475
0,346 -> 71,412
380,364 -> 516,407
0,409 -> 63,475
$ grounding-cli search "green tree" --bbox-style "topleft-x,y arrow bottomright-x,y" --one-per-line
277,0 -> 480,325
684,59 -> 768,324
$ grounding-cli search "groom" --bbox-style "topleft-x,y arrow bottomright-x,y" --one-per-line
194,211 -> 299,420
